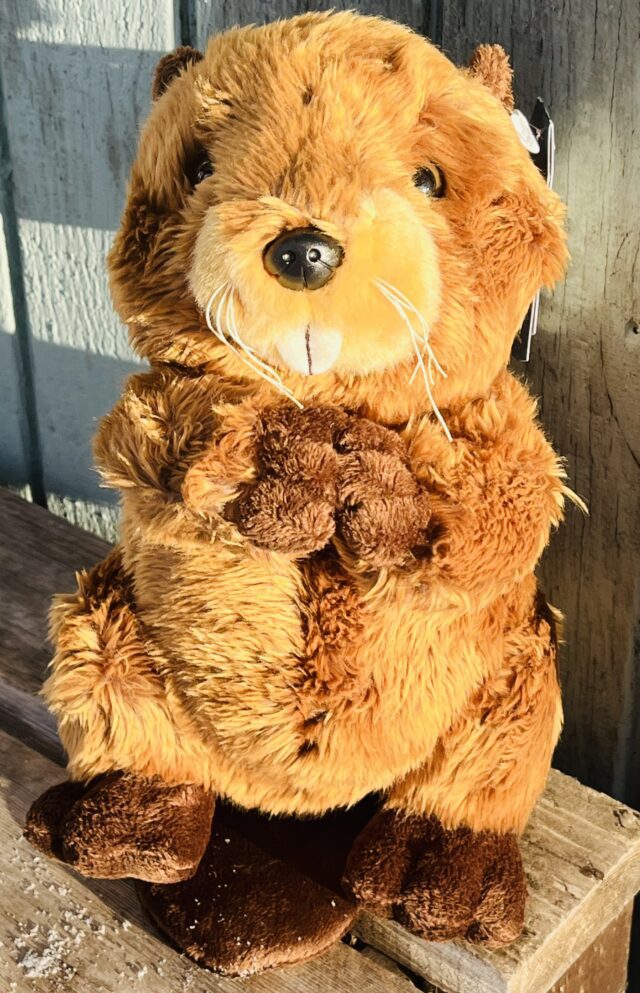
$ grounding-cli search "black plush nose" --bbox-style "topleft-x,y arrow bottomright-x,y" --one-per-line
263,227 -> 344,291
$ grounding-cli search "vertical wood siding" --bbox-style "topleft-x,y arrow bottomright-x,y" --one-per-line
0,0 -> 638,809
192,1 -> 434,41
441,0 -> 640,805
0,208 -> 30,493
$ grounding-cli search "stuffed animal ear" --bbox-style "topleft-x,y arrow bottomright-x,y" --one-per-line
152,45 -> 203,100
467,44 -> 515,112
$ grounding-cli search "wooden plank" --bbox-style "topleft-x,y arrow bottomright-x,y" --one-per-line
355,772 -> 640,993
0,728 -> 416,992
0,0 -> 159,540
548,904 -> 632,993
369,907 -> 634,993
0,488 -> 109,696
191,1 -> 433,49
0,681 -> 62,766
441,0 -> 640,816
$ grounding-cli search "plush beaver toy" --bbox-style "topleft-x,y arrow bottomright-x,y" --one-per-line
25,11 -> 576,976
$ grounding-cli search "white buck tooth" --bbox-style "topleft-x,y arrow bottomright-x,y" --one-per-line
276,326 -> 343,376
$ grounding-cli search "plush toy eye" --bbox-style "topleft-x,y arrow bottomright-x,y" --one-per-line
194,159 -> 214,185
413,166 -> 445,198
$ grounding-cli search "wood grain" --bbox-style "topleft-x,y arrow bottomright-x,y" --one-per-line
192,1 -> 433,48
441,0 -> 640,812
548,904 -> 632,993
3,690 -> 635,993
356,772 -> 640,993
0,488 -> 109,696
0,729 -> 416,993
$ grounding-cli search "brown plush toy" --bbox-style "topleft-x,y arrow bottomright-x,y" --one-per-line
24,12 -> 578,976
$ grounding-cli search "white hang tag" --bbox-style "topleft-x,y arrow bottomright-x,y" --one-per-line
511,108 -> 540,153
511,100 -> 555,362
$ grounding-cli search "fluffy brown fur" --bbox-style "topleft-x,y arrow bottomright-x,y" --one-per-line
27,11 -> 575,969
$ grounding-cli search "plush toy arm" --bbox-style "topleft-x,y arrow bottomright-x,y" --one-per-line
94,371 -> 216,493
96,375 -> 349,554
94,370 -> 259,543
194,404 -> 348,556
409,375 -> 575,604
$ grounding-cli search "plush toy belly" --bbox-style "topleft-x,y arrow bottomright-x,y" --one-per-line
129,537 -> 501,815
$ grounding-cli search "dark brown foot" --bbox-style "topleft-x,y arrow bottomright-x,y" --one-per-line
343,810 -> 526,948
23,780 -> 87,860
138,814 -> 357,975
24,772 -> 215,884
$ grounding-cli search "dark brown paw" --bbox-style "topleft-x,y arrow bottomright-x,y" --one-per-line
24,780 -> 87,860
25,773 -> 215,884
334,418 -> 433,569
343,809 -> 526,948
138,817 -> 356,975
230,404 -> 348,556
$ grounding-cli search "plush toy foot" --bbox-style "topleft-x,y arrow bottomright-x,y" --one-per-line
138,814 -> 357,975
343,810 -> 526,948
24,772 -> 215,884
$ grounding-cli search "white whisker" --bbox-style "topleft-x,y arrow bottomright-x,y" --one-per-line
204,285 -> 303,409
376,279 -> 447,380
215,285 -> 231,342
226,291 -> 303,408
205,284 -> 229,344
373,280 -> 452,442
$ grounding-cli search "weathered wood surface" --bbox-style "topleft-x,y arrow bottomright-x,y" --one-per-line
1,701 -> 636,993
0,729 -> 417,993
2,486 -> 640,993
191,0 -> 434,44
0,487 -> 109,697
548,904 -> 632,993
357,772 -> 640,993
441,0 -> 640,814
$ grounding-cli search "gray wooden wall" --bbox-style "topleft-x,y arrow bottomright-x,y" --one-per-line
0,0 -> 638,808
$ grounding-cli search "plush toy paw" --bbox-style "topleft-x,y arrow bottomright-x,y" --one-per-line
334,418 -> 433,569
230,404 -> 348,556
138,816 -> 356,975
343,809 -> 526,948
25,772 -> 215,884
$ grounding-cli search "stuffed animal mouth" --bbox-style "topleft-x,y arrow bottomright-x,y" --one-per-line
193,189 -> 446,397
275,325 -> 343,376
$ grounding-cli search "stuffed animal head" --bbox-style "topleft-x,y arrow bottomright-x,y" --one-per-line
109,12 -> 566,422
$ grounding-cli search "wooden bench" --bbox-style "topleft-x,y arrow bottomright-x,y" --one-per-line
1,486 -> 639,993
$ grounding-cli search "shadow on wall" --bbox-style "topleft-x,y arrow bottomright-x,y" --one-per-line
0,0 -> 161,512
3,40 -> 161,230
0,327 -> 29,488
0,330 -> 141,503
1,0 -> 164,230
